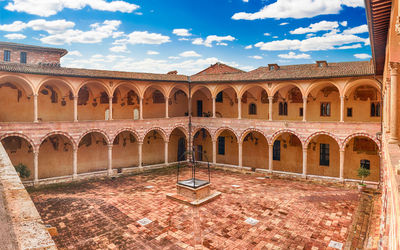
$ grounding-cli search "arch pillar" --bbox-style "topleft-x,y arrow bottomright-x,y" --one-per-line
33,151 -> 38,184
164,141 -> 169,164
302,147 -> 307,178
108,96 -> 113,121
302,99 -> 307,122
268,96 -> 273,121
33,94 -> 38,123
73,147 -> 78,179
390,62 -> 399,143
212,97 -> 216,118
165,97 -> 169,118
340,96 -> 344,122
238,141 -> 242,168
73,95 -> 78,122
212,139 -> 216,165
107,144 -> 113,176
139,97 -> 143,120
339,149 -> 345,181
138,142 -> 143,167
268,144 -> 273,172
237,97 -> 242,119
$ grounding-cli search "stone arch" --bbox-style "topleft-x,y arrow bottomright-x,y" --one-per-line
143,127 -> 168,142
190,85 -> 213,98
167,83 -> 189,98
112,128 -> 141,143
270,129 -> 304,147
341,133 -> 381,151
0,74 -> 35,96
304,131 -> 340,149
192,126 -> 213,140
111,81 -> 140,97
37,77 -> 75,96
214,127 -> 239,142
0,133 -> 36,152
239,128 -> 268,144
77,79 -> 111,96
305,80 -> 341,97
238,84 -> 271,98
168,125 -> 188,141
343,78 -> 381,98
142,84 -> 167,99
78,129 -> 111,145
271,82 -> 305,98
213,85 -> 239,98
39,131 -> 77,150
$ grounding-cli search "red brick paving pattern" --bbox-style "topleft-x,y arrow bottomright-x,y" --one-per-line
29,169 -> 359,249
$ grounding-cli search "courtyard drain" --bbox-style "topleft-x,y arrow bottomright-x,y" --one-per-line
244,217 -> 259,226
328,240 -> 343,249
137,218 -> 152,226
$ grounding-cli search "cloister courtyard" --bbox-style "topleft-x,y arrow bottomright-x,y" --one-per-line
28,167 -> 379,250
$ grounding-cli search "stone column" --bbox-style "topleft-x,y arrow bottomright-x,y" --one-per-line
268,96 -> 273,121
390,62 -> 399,142
302,99 -> 307,122
237,97 -> 242,119
108,96 -> 113,121
212,97 -> 216,118
268,144 -> 273,172
386,86 -> 390,132
73,148 -> 78,179
302,148 -> 307,178
340,96 -> 344,122
165,97 -> 169,118
33,151 -> 38,185
238,141 -> 242,168
107,144 -> 113,176
33,94 -> 38,123
164,141 -> 168,164
73,95 -> 78,122
139,97 -> 143,120
339,149 -> 345,181
188,97 -> 192,117
138,142 -> 143,167
212,139 -> 217,165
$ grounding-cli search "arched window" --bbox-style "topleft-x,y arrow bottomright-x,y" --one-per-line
216,92 -> 223,103
273,140 -> 280,161
360,159 -> 370,170
249,103 -> 257,115
152,90 -> 165,103
279,102 -> 288,116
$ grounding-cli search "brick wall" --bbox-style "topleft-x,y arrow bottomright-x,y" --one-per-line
0,47 -> 61,65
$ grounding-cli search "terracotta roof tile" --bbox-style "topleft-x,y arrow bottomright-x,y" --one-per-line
0,42 -> 68,57
193,62 -> 245,76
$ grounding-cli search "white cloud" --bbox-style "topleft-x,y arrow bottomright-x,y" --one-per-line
255,33 -> 366,51
342,24 -> 368,34
337,43 -> 361,49
280,22 -> 289,26
278,51 -> 311,59
179,50 -> 201,57
264,33 -> 271,36
178,38 -> 189,41
115,30 -> 170,45
5,0 -> 139,17
67,50 -> 82,56
0,19 -> 75,34
354,53 -> 371,59
4,33 -> 26,40
290,21 -> 339,34
41,20 -> 121,45
192,35 -> 235,47
172,28 -> 192,37
249,55 -> 263,59
110,44 -> 129,53
243,0 -> 249,2
273,36 -> 278,38
340,21 -> 348,26
232,0 -> 364,20
147,50 -> 159,55
245,45 -> 253,49
168,56 -> 180,60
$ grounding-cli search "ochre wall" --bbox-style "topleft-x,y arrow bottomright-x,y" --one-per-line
1,138 -> 34,180
38,136 -> 73,178
307,89 -> 340,122
215,89 -> 238,118
307,135 -> 340,177
112,131 -> 138,168
193,129 -> 212,162
241,88 -> 269,120
192,90 -> 212,117
0,85 -> 33,122
77,86 -> 109,121
38,88 -> 73,122
169,91 -> 188,117
273,133 -> 302,173
77,133 -> 108,173
168,129 -> 186,163
143,90 -> 165,119
344,90 -> 381,122
216,130 -> 238,165
344,138 -> 380,182
142,131 -> 164,165
242,132 -> 268,169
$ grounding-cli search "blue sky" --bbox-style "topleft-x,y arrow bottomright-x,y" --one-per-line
0,0 -> 371,75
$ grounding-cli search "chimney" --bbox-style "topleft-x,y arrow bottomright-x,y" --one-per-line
167,70 -> 178,75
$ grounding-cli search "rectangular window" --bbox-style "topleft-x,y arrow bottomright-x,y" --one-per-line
371,102 -> 380,117
279,102 -> 288,116
218,136 -> 225,155
299,107 -> 303,117
347,108 -> 352,117
273,140 -> 281,161
216,92 -> 223,103
4,50 -> 10,62
20,52 -> 27,64
320,102 -> 331,117
320,143 -> 330,166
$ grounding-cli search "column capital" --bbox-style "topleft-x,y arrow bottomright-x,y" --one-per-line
138,141 -> 143,145
107,144 -> 113,149
33,93 -> 38,97
268,96 -> 273,99
389,62 -> 400,74
108,96 -> 113,100
339,148 -> 345,153
302,147 -> 308,152
73,95 -> 79,100
164,140 -> 169,144
395,16 -> 400,35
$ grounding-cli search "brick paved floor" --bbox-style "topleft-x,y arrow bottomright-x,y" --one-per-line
29,168 -> 360,250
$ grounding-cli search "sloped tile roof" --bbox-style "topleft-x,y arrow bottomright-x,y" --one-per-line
0,42 -> 68,57
193,62 -> 245,76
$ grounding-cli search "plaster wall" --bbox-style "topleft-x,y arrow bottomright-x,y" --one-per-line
307,135 -> 340,177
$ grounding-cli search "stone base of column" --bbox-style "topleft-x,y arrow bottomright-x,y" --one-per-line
107,169 -> 114,176
33,180 -> 39,186
301,174 -> 307,179
388,138 -> 399,144
72,174 -> 78,180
